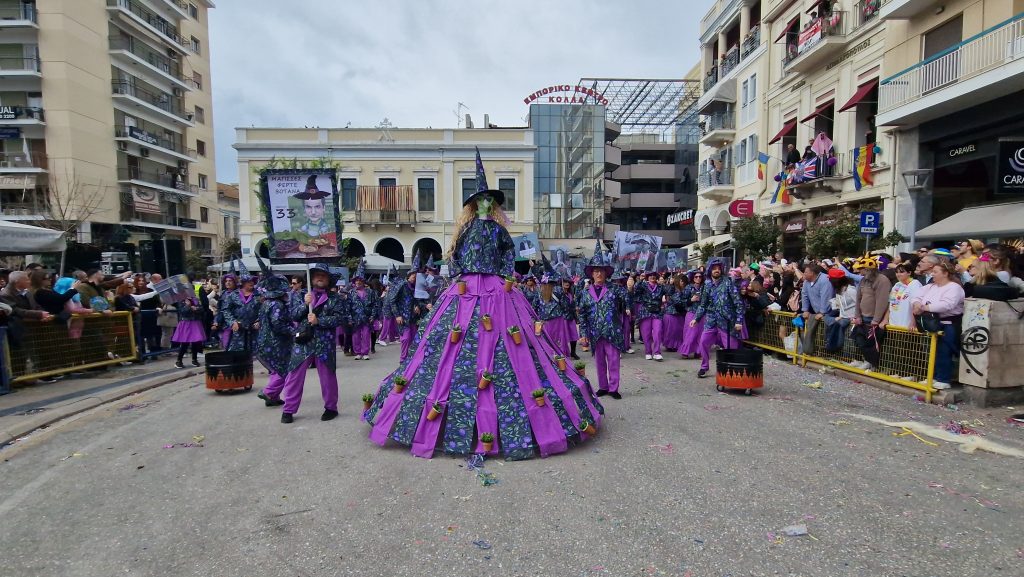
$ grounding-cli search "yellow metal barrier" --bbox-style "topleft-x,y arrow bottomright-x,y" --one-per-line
4,311 -> 138,384
745,311 -> 939,403
744,310 -> 799,363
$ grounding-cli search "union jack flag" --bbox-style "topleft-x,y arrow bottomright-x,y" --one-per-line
788,158 -> 817,183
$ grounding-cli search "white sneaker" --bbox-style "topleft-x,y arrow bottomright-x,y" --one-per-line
653,354 -> 664,361
362,355 -> 370,360
645,354 -> 653,360
376,340 -> 387,347
932,381 -> 951,390
626,348 -> 636,354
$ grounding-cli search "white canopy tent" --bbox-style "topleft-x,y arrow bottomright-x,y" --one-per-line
0,220 -> 65,255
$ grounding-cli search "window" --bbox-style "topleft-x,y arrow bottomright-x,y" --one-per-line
461,178 -> 476,203
740,73 -> 757,125
196,140 -> 206,156
200,206 -> 209,223
223,215 -> 230,237
549,193 -> 563,208
198,173 -> 208,189
190,36 -> 201,55
498,178 -> 516,212
378,177 -> 396,187
194,106 -> 204,124
191,71 -> 202,90
417,178 -> 435,212
340,178 -> 357,210
189,3 -> 198,18
191,236 -> 212,252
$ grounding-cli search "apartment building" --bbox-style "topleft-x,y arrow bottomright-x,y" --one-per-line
233,126 -> 536,265
877,0 -> 1024,245
0,0 -> 217,273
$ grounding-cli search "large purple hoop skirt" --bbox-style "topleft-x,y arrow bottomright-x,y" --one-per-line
542,317 -> 571,356
364,273 -> 604,460
661,313 -> 685,350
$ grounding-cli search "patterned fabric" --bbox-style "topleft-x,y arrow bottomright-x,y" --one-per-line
448,217 -> 515,277
577,283 -> 628,352
522,287 -> 540,312
633,281 -> 666,321
693,277 -> 745,330
255,297 -> 294,376
681,284 -> 703,313
286,290 -> 345,372
388,281 -> 417,323
173,297 -> 203,322
534,294 -> 567,321
348,287 -> 381,327
222,289 -> 260,351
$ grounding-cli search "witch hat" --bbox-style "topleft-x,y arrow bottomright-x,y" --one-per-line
353,258 -> 367,281
463,147 -> 505,207
294,174 -> 329,200
254,253 -> 288,298
540,253 -> 559,284
409,250 -> 422,274
237,256 -> 255,283
584,239 -> 613,277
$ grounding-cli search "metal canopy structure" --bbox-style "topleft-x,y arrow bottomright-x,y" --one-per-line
577,78 -> 702,130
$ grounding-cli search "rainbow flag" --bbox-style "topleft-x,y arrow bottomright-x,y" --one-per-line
771,171 -> 791,204
853,145 -> 874,191
757,152 -> 769,180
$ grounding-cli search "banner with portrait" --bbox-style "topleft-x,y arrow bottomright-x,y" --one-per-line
513,232 -> 540,259
656,248 -> 688,273
152,274 -> 194,305
547,245 -> 572,278
613,231 -> 663,272
260,169 -> 343,262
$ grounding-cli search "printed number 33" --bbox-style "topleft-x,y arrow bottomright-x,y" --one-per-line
275,208 -> 296,219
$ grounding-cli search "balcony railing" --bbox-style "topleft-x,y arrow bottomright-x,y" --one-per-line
741,25 -> 761,59
0,152 -> 46,169
0,57 -> 40,72
0,106 -> 44,122
852,1 -> 881,30
879,13 -> 1024,114
719,45 -> 741,77
703,65 -> 719,91
107,0 -> 188,50
117,166 -> 196,193
783,12 -> 848,68
700,113 -> 735,135
356,185 -> 416,224
0,202 -> 46,217
115,126 -> 187,155
111,79 -> 191,121
109,36 -> 184,82
0,3 -> 37,22
697,167 -> 734,191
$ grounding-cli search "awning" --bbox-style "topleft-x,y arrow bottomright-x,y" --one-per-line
801,100 -> 834,122
768,119 -> 797,144
837,79 -> 879,113
915,201 -> 1024,240
0,221 -> 65,254
682,233 -> 733,257
774,16 -> 799,42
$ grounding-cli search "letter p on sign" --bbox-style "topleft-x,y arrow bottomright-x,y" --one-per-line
859,211 -> 880,235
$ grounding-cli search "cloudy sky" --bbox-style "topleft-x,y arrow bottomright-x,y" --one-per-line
208,0 -> 715,182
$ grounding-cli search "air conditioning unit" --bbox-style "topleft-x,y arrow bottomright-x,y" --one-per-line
140,148 -> 150,157
172,87 -> 183,97
117,141 -> 128,151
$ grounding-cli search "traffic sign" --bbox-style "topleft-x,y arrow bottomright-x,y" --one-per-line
860,211 -> 880,235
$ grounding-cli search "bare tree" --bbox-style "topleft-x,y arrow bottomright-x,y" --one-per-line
40,162 -> 117,274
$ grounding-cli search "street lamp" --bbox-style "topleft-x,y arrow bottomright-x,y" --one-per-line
901,169 -> 932,249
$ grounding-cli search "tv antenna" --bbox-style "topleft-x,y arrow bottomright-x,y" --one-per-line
453,102 -> 469,127
376,118 -> 395,143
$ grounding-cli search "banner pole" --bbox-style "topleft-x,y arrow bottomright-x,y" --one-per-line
306,263 -> 313,315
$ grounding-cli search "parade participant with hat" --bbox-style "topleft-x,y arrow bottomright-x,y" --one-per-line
559,276 -> 581,360
662,273 -> 689,353
634,269 -> 666,361
171,284 -> 205,369
293,175 -> 331,237
535,256 -> 571,356
365,148 -> 602,459
211,261 -> 238,350
377,264 -> 401,347
347,258 -> 381,361
221,259 -> 260,352
609,256 -> 636,355
280,263 -> 345,423
577,241 -> 630,398
689,257 -> 745,378
388,253 -> 424,362
252,254 -> 294,407
677,270 -> 704,359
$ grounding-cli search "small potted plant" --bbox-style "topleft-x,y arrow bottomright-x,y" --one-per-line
508,325 -> 522,345
450,322 -> 462,344
456,279 -> 467,295
362,393 -> 374,411
478,370 -> 493,390
554,354 -> 567,371
579,419 -> 597,435
531,388 -> 546,407
427,401 -> 443,421
574,360 -> 586,376
503,275 -> 515,292
393,376 -> 407,394
533,319 -> 544,336
481,313 -> 493,331
480,432 -> 494,452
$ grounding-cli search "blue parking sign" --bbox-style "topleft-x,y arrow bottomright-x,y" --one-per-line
860,211 -> 880,235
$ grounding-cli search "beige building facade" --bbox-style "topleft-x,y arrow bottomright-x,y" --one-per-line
233,127 -> 537,266
0,0 -> 218,271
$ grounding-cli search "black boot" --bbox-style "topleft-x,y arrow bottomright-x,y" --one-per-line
570,341 -> 580,360
281,413 -> 294,424
191,355 -> 200,367
175,354 -> 185,369
321,409 -> 339,421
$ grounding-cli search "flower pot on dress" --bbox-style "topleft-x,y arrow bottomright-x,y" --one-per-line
478,374 -> 492,390
456,281 -> 466,295
534,320 -> 544,336
481,315 -> 493,331
427,404 -> 442,421
450,326 -> 462,344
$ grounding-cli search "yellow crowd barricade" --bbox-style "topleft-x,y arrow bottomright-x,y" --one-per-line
745,311 -> 939,403
744,310 -> 800,364
3,311 -> 138,384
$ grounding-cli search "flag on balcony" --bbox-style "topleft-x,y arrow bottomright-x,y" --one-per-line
757,152 -> 769,180
789,158 -> 816,183
853,144 -> 874,191
770,171 -> 791,205
474,146 -> 489,192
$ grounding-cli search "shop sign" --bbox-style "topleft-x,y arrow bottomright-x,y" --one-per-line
132,187 -> 161,215
0,106 -> 19,120
0,127 -> 21,139
128,126 -> 160,146
784,219 -> 806,234
667,209 -> 694,227
997,139 -> 1024,194
946,143 -> 977,158
523,84 -> 609,106
728,199 -> 755,218
0,174 -> 35,189
815,215 -> 837,227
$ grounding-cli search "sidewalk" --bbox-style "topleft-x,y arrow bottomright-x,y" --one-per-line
0,355 -> 204,447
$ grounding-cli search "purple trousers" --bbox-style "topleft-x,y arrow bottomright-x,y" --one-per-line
219,329 -> 230,350
698,327 -> 740,371
592,338 -> 621,393
662,313 -> 685,350
282,356 -> 338,415
261,372 -> 286,400
399,324 -> 416,362
352,324 -> 371,356
679,312 -> 703,357
639,317 -> 662,356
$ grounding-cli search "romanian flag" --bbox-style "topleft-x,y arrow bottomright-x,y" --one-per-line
770,171 -> 791,205
757,152 -> 769,180
853,144 -> 874,191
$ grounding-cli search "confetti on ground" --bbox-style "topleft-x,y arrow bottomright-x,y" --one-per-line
803,381 -> 823,390
465,454 -> 499,486
703,404 -> 731,411
830,420 -> 851,426
60,452 -> 85,461
927,482 -> 1001,511
472,539 -> 492,550
118,402 -> 155,411
648,443 -> 674,455
843,413 -> 1024,457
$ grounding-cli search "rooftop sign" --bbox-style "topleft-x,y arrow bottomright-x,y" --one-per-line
524,84 -> 609,106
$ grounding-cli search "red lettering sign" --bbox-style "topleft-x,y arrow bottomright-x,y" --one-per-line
728,199 -> 755,218
523,84 -> 609,106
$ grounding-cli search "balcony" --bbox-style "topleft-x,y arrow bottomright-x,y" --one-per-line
719,46 -> 741,78
741,25 -> 762,59
0,56 -> 40,77
106,0 -> 189,54
699,113 -> 736,148
703,65 -> 719,92
0,2 -> 37,27
697,167 -> 734,202
356,185 -> 416,226
604,178 -> 621,199
109,36 -> 190,89
609,163 -> 677,181
877,13 -> 1024,127
605,120 -> 621,140
160,0 -> 190,19
878,0 -> 933,20
0,151 -> 46,172
117,166 -> 197,195
851,0 -> 881,31
115,127 -> 194,163
112,79 -> 194,127
0,105 -> 44,124
782,12 -> 849,74
604,143 -> 621,170
0,200 -> 46,220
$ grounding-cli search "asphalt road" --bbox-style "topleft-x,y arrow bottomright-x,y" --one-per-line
1,343 -> 1022,577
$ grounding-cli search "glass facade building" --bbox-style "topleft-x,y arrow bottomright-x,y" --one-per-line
530,104 -> 606,240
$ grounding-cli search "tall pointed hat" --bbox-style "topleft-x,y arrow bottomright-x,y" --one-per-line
352,258 -> 367,281
409,250 -> 422,274
236,256 -> 255,283
584,239 -> 613,277
254,253 -> 288,298
463,147 -> 505,207
540,253 -> 559,284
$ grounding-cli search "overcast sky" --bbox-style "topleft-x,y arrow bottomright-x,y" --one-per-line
208,0 -> 715,183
